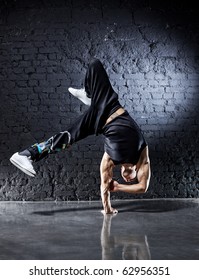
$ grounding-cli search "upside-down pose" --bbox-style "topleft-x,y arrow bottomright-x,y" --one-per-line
10,59 -> 151,214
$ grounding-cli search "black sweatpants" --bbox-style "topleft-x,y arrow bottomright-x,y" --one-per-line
29,59 -> 121,161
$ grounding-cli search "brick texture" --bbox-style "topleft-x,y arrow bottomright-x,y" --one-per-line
0,0 -> 198,201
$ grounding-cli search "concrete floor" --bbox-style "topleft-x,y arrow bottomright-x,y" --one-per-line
0,199 -> 198,260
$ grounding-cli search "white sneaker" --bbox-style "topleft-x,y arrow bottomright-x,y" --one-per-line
10,152 -> 36,177
68,87 -> 91,106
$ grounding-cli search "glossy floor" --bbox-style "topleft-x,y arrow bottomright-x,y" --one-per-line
0,199 -> 198,260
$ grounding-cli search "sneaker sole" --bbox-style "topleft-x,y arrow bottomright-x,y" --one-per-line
10,155 -> 36,177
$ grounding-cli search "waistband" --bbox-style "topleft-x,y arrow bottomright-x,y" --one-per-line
105,107 -> 126,126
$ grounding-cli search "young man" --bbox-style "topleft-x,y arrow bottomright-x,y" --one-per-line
10,59 -> 151,214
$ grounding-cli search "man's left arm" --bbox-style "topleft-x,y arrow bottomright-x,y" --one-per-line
112,160 -> 151,194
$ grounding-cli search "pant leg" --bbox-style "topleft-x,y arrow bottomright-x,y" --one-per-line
28,107 -> 97,161
84,59 -> 121,133
28,131 -> 71,161
85,59 -> 115,100
68,108 -> 96,144
28,59 -> 120,161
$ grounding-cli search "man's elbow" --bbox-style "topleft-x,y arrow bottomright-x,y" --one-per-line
140,183 -> 149,193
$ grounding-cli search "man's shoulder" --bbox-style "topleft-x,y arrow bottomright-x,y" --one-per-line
101,152 -> 114,168
140,146 -> 150,164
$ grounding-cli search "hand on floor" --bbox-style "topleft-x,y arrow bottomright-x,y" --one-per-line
101,208 -> 118,215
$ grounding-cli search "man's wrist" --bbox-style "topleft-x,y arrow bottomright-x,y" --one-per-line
115,183 -> 121,191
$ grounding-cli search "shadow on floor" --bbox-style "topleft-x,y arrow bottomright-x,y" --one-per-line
114,199 -> 197,213
31,199 -> 197,216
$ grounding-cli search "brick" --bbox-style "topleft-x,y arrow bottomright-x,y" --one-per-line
11,55 -> 23,61
37,54 -> 48,60
28,80 -> 39,86
47,73 -> 67,80
36,67 -> 46,74
151,99 -> 166,106
30,74 -> 46,80
39,47 -> 59,54
18,48 -> 38,55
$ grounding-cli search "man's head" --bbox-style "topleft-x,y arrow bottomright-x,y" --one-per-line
121,164 -> 137,182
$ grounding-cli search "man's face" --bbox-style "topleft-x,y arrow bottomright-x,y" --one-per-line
121,164 -> 137,182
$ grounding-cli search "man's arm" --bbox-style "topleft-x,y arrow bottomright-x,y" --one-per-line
113,168 -> 150,194
100,152 -> 118,214
112,148 -> 151,194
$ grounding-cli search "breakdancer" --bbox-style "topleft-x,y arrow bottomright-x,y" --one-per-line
10,59 -> 151,214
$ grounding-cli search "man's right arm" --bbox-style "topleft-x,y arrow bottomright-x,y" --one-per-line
100,152 -> 118,214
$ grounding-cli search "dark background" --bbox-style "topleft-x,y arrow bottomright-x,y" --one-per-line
0,0 -> 198,201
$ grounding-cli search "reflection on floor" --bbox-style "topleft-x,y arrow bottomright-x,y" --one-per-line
0,199 -> 198,260
101,214 -> 151,260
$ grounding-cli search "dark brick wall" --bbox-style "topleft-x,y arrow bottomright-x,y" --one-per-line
0,0 -> 198,201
